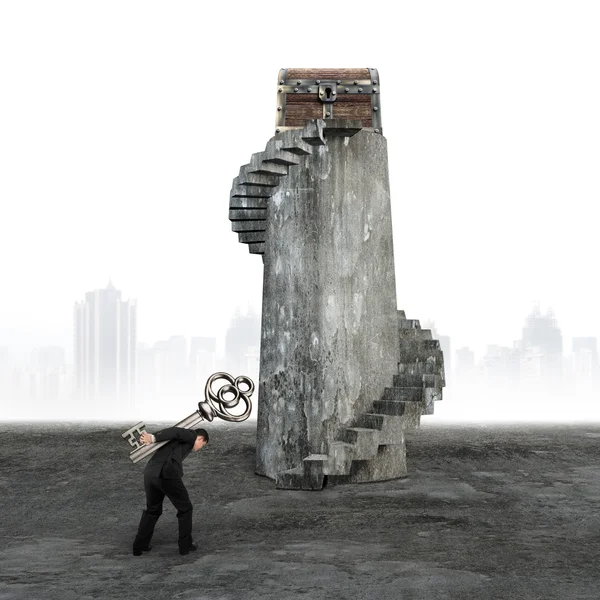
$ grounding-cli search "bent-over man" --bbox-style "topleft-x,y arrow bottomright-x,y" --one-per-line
132,426 -> 209,556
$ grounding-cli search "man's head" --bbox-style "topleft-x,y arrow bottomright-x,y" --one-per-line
193,428 -> 209,452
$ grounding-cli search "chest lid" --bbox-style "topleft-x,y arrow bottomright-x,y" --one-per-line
275,68 -> 382,134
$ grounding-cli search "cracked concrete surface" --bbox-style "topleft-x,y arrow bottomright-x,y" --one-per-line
1,421 -> 599,599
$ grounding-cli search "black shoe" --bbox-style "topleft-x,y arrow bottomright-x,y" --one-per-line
179,542 -> 198,556
133,545 -> 152,556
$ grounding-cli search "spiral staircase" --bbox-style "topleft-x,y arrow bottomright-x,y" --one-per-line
229,120 -> 445,490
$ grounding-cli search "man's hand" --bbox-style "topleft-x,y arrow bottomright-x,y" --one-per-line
140,432 -> 154,446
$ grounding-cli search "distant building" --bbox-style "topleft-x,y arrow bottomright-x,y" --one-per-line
482,344 -> 520,387
137,342 -> 157,401
138,335 -> 197,403
189,337 -> 217,387
190,336 -> 216,361
571,337 -> 598,388
166,335 -> 188,387
149,339 -> 174,398
28,346 -> 67,406
518,305 -> 563,387
225,309 -> 261,376
520,345 -> 544,387
244,345 -> 260,379
74,280 -> 136,411
455,346 -> 476,380
30,346 -> 65,371
0,347 -> 10,397
10,367 -> 30,406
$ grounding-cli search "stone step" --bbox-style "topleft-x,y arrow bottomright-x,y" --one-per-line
238,231 -> 266,244
232,123 -> 334,261
275,466 -> 305,490
398,319 -> 421,329
400,339 -> 440,349
396,359 -> 443,376
262,141 -> 303,166
298,120 -> 326,146
373,399 -> 413,416
322,119 -> 363,138
275,456 -> 327,490
229,197 -> 268,210
382,386 -> 423,402
231,220 -> 267,233
279,136 -> 313,155
229,209 -> 268,221
280,145 -> 312,156
275,129 -> 314,152
326,441 -> 354,475
230,184 -> 274,198
262,152 -> 302,167
304,453 -> 328,462
247,154 -> 289,176
275,402 -> 411,488
418,387 -> 443,416
372,401 -> 423,430
400,401 -> 424,430
422,388 -> 442,415
237,169 -> 281,187
302,454 -> 327,489
301,135 -> 326,146
393,373 -> 442,388
357,413 -> 405,444
341,427 -> 380,459
398,361 -> 443,376
329,444 -> 408,484
399,328 -> 433,340
398,342 -> 442,362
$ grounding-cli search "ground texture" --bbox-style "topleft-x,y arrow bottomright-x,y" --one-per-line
1,421 -> 599,600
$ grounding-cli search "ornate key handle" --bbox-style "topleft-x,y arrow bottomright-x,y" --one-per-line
122,371 -> 254,463
198,372 -> 254,422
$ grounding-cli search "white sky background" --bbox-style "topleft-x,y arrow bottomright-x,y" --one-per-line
1,0 -> 599,363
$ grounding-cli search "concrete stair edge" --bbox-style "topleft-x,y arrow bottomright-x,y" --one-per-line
232,121 -> 344,255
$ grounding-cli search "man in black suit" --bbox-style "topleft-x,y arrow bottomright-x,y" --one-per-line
132,426 -> 209,556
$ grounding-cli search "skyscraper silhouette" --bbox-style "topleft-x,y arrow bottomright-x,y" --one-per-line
189,336 -> 217,387
519,305 -> 563,388
74,280 -> 136,414
571,337 -> 599,388
455,346 -> 476,380
225,308 -> 260,377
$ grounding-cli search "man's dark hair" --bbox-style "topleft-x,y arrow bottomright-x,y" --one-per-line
195,428 -> 209,443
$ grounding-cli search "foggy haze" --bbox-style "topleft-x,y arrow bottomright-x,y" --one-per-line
1,289 -> 598,421
1,1 -> 599,421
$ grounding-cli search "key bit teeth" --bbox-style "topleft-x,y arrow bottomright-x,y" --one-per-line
121,421 -> 145,439
122,422 -> 147,450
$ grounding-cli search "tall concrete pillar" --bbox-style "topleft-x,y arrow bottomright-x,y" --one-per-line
229,70 -> 446,490
255,127 -> 400,481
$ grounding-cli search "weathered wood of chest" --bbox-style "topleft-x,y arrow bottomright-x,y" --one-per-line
276,68 -> 381,134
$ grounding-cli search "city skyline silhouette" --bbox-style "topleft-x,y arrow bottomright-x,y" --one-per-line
1,280 -> 597,422
1,5 -> 599,600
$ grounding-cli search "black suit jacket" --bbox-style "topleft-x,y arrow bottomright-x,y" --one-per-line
144,427 -> 197,479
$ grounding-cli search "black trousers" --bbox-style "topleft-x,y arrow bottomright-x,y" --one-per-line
133,472 -> 193,551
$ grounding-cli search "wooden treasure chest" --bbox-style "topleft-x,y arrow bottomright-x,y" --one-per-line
275,68 -> 382,134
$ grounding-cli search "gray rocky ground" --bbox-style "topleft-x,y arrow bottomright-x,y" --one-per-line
1,421 -> 599,600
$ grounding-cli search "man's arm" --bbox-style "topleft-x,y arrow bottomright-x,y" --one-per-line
152,427 -> 197,445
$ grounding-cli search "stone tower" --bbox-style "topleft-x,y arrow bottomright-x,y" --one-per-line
229,69 -> 445,490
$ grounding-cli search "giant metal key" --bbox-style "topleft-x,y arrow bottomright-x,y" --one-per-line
122,371 -> 254,463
